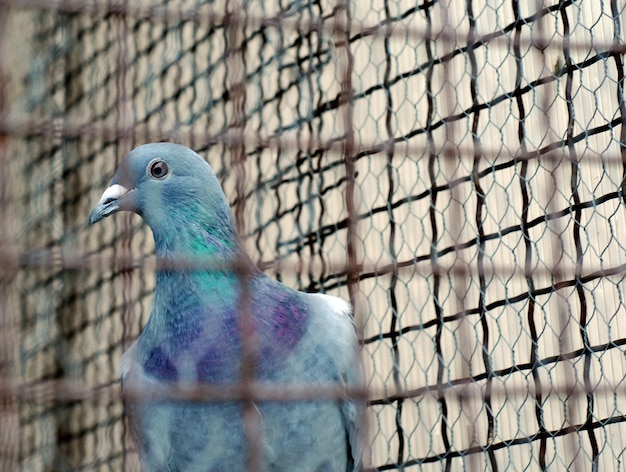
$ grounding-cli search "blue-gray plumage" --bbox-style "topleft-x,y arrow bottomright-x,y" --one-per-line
89,143 -> 363,471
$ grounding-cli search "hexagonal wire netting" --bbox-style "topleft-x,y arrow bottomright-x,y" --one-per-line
2,0 -> 626,470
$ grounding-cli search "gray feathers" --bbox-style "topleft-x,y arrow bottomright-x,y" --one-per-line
90,143 -> 364,471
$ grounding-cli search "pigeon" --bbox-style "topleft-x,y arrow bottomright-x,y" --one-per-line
89,143 -> 363,472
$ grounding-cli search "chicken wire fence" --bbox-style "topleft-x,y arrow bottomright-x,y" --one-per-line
1,0 -> 626,470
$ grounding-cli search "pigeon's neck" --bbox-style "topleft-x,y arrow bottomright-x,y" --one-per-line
152,268 -> 240,330
146,201 -> 248,328
146,203 -> 244,332
150,201 -> 239,262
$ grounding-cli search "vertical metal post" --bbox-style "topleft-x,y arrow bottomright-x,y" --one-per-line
226,7 -> 263,472
112,2 -> 136,468
534,2 -> 583,471
0,8 -> 19,471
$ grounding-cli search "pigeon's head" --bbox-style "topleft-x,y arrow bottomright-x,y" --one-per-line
89,143 -> 234,234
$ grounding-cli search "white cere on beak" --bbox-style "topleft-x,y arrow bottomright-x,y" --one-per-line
98,184 -> 129,205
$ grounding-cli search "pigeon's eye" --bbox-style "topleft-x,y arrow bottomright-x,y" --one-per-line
149,160 -> 169,179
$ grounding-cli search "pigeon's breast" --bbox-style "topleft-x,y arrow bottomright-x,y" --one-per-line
140,290 -> 311,383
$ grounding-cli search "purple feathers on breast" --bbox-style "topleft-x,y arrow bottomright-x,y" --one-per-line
142,287 -> 310,382
144,346 -> 179,381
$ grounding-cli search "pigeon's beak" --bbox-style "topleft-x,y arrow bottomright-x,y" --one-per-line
89,184 -> 131,225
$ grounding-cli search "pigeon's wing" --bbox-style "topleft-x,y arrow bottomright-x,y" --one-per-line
120,342 -> 172,468
306,293 -> 364,471
119,343 -> 150,461
119,341 -> 141,436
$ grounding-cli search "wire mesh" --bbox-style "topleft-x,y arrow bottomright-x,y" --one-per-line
1,0 -> 626,470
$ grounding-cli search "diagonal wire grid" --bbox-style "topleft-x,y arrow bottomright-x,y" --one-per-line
1,0 -> 626,470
